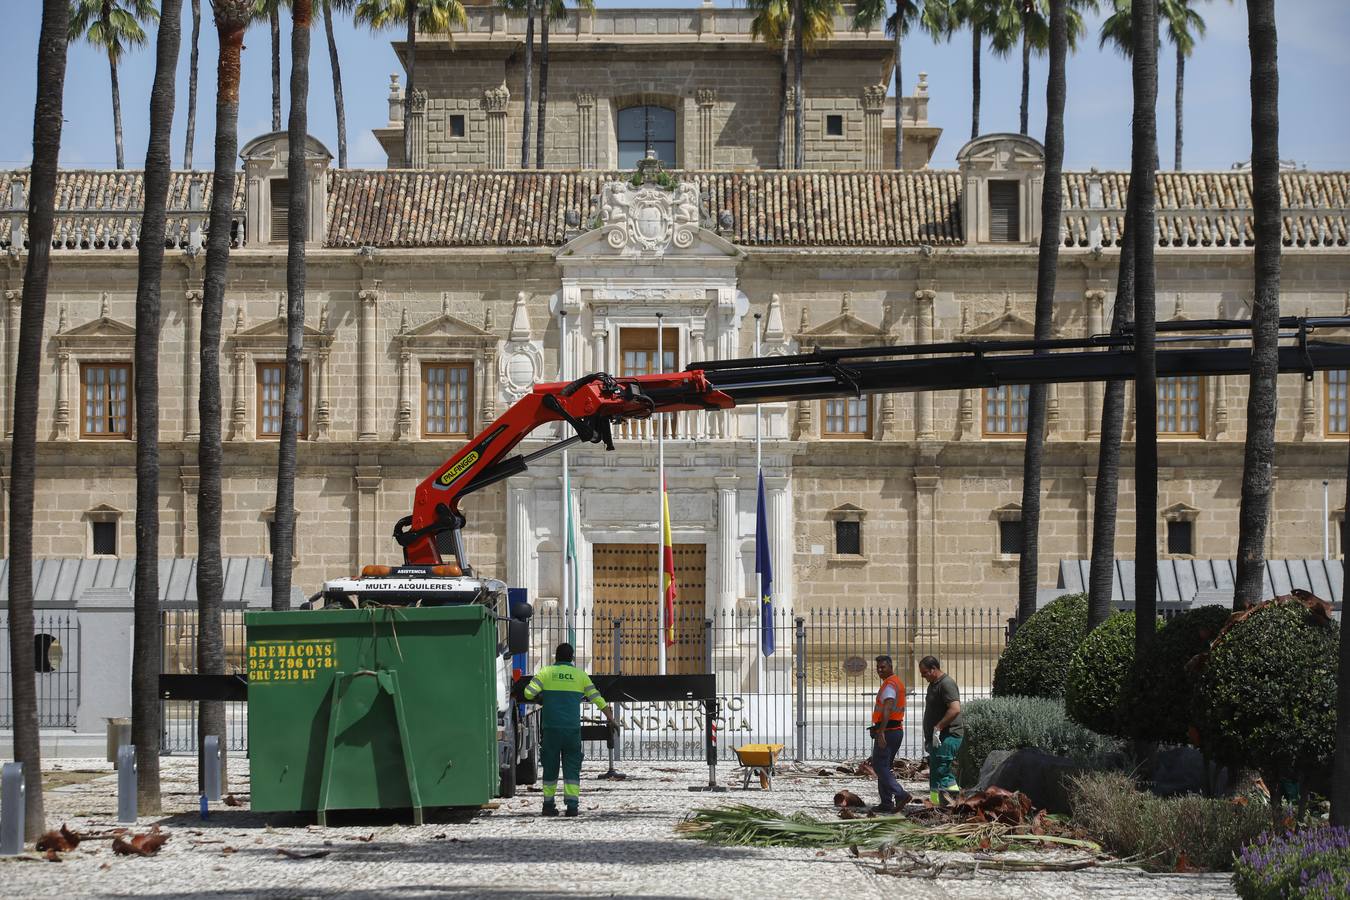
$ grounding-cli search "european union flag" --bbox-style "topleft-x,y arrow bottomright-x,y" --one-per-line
755,470 -> 774,656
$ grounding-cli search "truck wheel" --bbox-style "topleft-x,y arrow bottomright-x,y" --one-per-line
499,761 -> 517,799
516,741 -> 538,785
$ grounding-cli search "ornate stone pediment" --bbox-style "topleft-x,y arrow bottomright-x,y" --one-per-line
798,294 -> 884,345
956,133 -> 1045,173
401,310 -> 496,345
228,302 -> 332,352
961,296 -> 1035,339
54,295 -> 135,349
556,179 -> 741,261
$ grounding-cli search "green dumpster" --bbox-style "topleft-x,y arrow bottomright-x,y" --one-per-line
245,604 -> 501,822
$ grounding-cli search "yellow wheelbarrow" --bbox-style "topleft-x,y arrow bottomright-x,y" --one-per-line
733,743 -> 785,790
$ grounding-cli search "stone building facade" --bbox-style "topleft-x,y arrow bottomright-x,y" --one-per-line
0,8 -> 1348,645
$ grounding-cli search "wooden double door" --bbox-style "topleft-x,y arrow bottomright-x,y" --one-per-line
591,543 -> 707,675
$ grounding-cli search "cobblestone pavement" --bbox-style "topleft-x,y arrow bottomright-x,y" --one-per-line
0,758 -> 1235,899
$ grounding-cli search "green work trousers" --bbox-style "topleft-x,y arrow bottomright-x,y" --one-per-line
541,727 -> 584,810
928,734 -> 963,799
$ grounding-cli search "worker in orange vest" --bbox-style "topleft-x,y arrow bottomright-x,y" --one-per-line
869,654 -> 912,813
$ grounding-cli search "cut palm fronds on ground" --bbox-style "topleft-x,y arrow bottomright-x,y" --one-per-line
858,848 -> 1106,878
676,805 -> 1102,853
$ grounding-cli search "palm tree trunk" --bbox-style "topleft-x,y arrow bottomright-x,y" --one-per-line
324,2 -> 347,168
778,12 -> 790,170
274,0 -> 312,610
893,22 -> 903,169
271,7 -> 281,132
403,1 -> 417,166
8,0 -> 70,842
1335,438 -> 1350,825
1019,23 -> 1031,136
1088,200 -> 1135,629
1234,0 -> 1280,610
1130,0 -> 1160,644
793,0 -> 804,170
971,23 -> 981,140
110,52 -> 126,169
132,0 -> 182,816
197,0 -> 250,800
185,0 -> 200,168
521,2 -> 534,168
536,8 -> 549,169
1017,0 -> 1067,625
1173,43 -> 1183,170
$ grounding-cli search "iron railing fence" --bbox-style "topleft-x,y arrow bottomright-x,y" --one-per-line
0,611 -> 80,728
159,607 -> 249,753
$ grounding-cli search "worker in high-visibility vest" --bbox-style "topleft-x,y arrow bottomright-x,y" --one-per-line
522,642 -> 615,817
869,654 -> 912,813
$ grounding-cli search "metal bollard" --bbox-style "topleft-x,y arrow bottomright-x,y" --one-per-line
203,735 -> 222,802
1,762 -> 24,855
598,618 -> 624,780
117,745 -> 137,823
795,616 -> 807,763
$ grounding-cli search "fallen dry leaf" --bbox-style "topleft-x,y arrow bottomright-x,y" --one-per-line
44,849 -> 62,862
36,824 -> 81,853
222,846 -> 237,855
276,847 -> 331,860
222,794 -> 242,807
112,830 -> 169,857
833,790 -> 865,808
355,833 -> 374,843
98,862 -> 111,871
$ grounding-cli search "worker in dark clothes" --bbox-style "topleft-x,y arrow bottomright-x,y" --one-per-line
522,642 -> 615,817
920,655 -> 964,805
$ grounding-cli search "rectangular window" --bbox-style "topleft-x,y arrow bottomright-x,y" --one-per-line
619,327 -> 679,377
256,362 -> 309,439
91,521 -> 118,557
825,114 -> 844,137
422,362 -> 473,437
834,520 -> 861,556
448,114 -> 466,138
270,178 -> 289,243
983,384 -> 1030,436
1159,375 -> 1203,436
1166,520 -> 1195,556
1327,371 -> 1348,436
988,180 -> 1021,242
80,363 -> 132,438
999,520 -> 1023,556
822,397 -> 870,438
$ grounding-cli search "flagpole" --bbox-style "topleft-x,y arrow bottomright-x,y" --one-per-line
656,312 -> 667,676
754,313 -> 763,691
560,309 -> 573,646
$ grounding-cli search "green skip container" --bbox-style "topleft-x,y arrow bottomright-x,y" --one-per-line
245,604 -> 500,823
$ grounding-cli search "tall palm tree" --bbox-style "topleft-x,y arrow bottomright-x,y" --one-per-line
69,0 -> 158,169
185,0 -> 200,167
322,0 -> 354,168
853,1 -> 950,170
1337,429 -> 1350,825
502,0 -> 536,167
948,0 -> 1000,139
1129,0 -> 1159,646
986,1 -> 1095,137
261,1 -> 283,131
1233,0 -> 1279,611
1100,1 -> 1217,171
747,0 -> 793,169
535,0 -> 595,170
274,0 -> 313,609
9,0 -> 71,842
794,0 -> 842,168
197,0 -> 254,790
1014,0 -> 1066,624
131,0 -> 182,816
356,0 -> 466,166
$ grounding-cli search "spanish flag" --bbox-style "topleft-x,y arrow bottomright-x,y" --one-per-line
661,480 -> 677,647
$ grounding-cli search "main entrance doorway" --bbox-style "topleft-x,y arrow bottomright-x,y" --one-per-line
591,543 -> 707,674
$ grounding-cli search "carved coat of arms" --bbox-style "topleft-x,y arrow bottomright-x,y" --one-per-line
600,181 -> 699,253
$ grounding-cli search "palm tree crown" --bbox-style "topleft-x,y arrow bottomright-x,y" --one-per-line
355,0 -> 465,34
69,0 -> 158,63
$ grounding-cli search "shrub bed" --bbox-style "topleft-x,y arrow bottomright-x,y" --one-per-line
1065,612 -> 1162,737
992,592 -> 1089,699
1123,604 -> 1232,744
1069,771 -> 1269,872
1233,826 -> 1350,899
955,695 -> 1119,786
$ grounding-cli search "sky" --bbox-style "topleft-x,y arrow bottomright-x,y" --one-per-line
0,0 -> 1347,172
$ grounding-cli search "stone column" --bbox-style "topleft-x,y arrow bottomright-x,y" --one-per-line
957,390 -> 977,440
1299,371 -> 1316,441
715,476 -> 739,619
315,348 -> 331,439
912,468 -> 939,618
1046,383 -> 1060,438
1085,289 -> 1106,439
915,289 -> 936,439
576,93 -> 596,169
55,350 -> 70,439
4,289 -> 19,437
696,89 -> 717,169
484,86 -> 510,170
765,474 -> 792,612
862,84 -> 886,169
689,320 -> 706,439
180,466 -> 200,555
229,349 -> 248,440
1211,373 -> 1229,440
507,485 -> 532,593
408,90 -> 428,168
397,347 -> 413,440
358,285 -> 381,440
184,289 -> 202,440
354,466 -> 383,564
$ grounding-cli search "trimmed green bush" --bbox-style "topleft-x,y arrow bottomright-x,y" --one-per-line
955,695 -> 1120,786
1065,612 -> 1162,737
991,592 -> 1089,699
1198,598 -> 1339,804
1070,771 -> 1269,872
1123,604 -> 1232,744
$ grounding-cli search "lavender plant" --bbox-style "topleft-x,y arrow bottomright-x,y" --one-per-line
1233,826 -> 1350,899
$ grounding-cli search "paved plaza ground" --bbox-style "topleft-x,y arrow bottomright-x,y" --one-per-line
0,757 -> 1236,899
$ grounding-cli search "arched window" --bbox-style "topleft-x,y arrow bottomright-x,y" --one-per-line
618,105 -> 676,169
